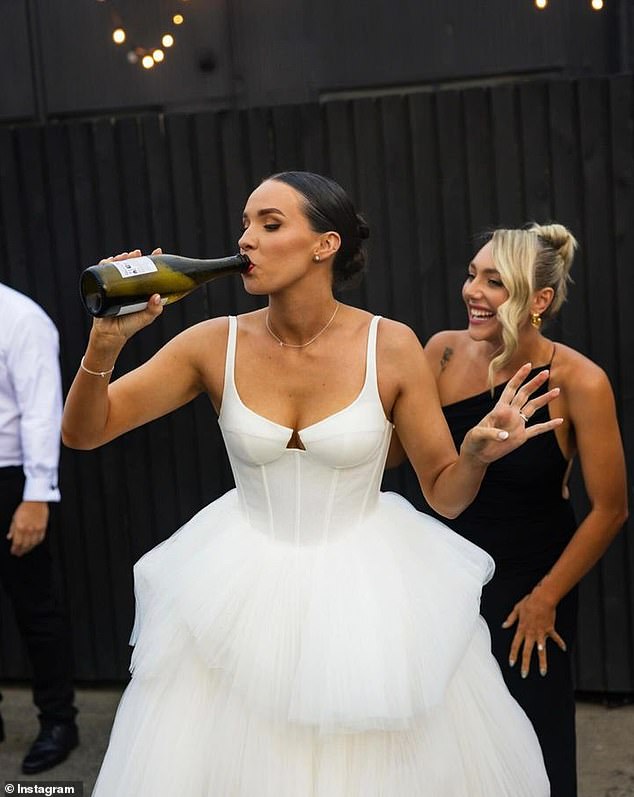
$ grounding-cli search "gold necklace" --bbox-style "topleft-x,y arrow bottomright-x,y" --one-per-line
265,302 -> 340,348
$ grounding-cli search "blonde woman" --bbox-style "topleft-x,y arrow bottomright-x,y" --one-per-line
422,224 -> 628,796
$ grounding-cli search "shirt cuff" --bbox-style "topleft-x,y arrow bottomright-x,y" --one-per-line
23,476 -> 61,503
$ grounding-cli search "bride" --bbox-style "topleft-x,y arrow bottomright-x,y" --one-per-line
63,171 -> 556,796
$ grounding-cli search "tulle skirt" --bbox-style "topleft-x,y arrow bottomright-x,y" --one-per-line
92,490 -> 549,796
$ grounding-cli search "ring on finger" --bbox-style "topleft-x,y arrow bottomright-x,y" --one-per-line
537,642 -> 544,652
519,410 -> 529,423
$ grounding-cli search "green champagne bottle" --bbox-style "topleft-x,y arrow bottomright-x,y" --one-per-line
79,253 -> 250,317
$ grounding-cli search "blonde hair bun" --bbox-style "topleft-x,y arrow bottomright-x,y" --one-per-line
529,223 -> 578,276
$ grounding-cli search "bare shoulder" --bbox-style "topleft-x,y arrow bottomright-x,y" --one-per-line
374,319 -> 431,409
167,315 -> 230,353
425,329 -> 468,358
155,316 -> 232,383
376,317 -> 424,359
424,329 -> 470,378
552,342 -> 614,396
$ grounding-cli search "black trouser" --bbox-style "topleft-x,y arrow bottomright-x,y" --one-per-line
0,467 -> 76,725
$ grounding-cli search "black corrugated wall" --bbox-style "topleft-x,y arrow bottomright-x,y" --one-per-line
0,75 -> 632,691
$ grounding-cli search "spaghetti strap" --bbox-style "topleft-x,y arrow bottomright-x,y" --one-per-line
223,315 -> 238,398
362,315 -> 382,399
548,343 -> 556,369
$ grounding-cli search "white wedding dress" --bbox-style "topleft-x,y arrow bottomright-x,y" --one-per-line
92,315 -> 549,796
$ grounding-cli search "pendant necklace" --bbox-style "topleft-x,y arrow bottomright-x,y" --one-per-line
265,302 -> 340,348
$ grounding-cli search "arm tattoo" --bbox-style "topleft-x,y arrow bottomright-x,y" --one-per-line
440,346 -> 453,371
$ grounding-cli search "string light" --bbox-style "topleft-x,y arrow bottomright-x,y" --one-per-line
533,0 -> 604,9
96,1 -> 189,69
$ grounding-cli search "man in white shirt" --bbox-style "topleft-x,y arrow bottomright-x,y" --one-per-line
0,282 -> 78,773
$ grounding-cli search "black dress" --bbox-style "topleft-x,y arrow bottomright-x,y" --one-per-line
434,367 -> 578,797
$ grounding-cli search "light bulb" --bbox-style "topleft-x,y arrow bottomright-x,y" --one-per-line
153,49 -> 165,63
173,14 -> 184,25
142,55 -> 155,69
535,0 -> 547,8
591,0 -> 603,9
162,34 -> 174,47
112,28 -> 126,44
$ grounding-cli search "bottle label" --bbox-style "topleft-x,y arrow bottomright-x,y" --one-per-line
112,256 -> 158,278
116,297 -> 168,316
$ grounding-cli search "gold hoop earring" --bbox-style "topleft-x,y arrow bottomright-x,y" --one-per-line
530,312 -> 542,329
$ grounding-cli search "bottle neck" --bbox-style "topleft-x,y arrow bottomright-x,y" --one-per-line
159,253 -> 249,277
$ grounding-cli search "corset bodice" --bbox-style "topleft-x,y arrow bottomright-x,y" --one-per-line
218,315 -> 393,544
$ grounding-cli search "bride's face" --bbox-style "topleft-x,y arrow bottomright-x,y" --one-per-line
238,180 -> 323,295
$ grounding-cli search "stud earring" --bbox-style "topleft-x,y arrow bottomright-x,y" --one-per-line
530,312 -> 542,329
313,254 -> 321,262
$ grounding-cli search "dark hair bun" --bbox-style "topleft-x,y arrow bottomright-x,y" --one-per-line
336,244 -> 366,288
332,212 -> 369,288
357,214 -> 370,241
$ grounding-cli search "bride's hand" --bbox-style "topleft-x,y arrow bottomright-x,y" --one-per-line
462,363 -> 563,464
91,248 -> 164,344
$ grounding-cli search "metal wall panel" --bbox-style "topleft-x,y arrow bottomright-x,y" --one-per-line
0,2 -> 35,120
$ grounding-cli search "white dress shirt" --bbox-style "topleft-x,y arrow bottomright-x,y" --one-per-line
0,283 -> 62,502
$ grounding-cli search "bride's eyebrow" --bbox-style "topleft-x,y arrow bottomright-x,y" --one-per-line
257,208 -> 286,217
242,208 -> 287,222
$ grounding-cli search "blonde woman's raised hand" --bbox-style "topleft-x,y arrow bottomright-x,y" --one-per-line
462,364 -> 563,464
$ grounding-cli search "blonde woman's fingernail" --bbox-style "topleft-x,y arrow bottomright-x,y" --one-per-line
498,430 -> 509,440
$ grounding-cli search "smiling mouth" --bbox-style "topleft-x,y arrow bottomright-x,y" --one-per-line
468,307 -> 495,321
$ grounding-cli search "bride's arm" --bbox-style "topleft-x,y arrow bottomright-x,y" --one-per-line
62,250 -> 223,450
378,320 -> 561,518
